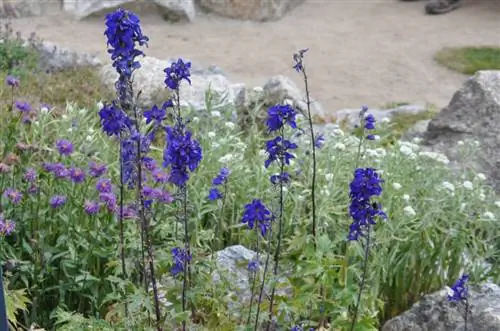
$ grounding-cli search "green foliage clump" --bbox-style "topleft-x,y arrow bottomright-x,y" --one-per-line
435,46 -> 500,75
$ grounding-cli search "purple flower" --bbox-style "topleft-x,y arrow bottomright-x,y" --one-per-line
164,58 -> 192,90
151,169 -> 169,183
212,167 -> 230,186
292,48 -> 309,72
56,139 -> 74,156
314,134 -> 325,148
3,188 -> 22,204
27,184 -> 38,195
364,113 -> 376,130
69,167 -> 86,183
0,215 -> 15,236
84,201 -> 100,215
248,260 -> 259,272
142,157 -> 157,171
266,104 -> 297,132
99,192 -> 117,212
50,195 -> 67,208
241,199 -> 274,237
5,75 -> 19,87
448,274 -> 469,302
23,168 -> 37,182
171,247 -> 192,277
208,187 -> 223,201
265,136 -> 297,168
15,101 -> 31,113
98,101 -> 131,136
151,188 -> 173,204
121,204 -> 138,219
96,178 -> 113,193
270,172 -> 290,185
88,162 -> 107,177
144,103 -> 169,125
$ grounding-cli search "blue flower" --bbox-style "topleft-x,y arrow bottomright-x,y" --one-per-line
208,187 -> 223,201
270,172 -> 290,185
364,113 -> 376,130
448,274 -> 469,302
248,260 -> 259,272
5,75 -> 19,87
164,58 -> 192,90
144,102 -> 169,125
171,247 -> 192,277
314,134 -> 325,148
292,48 -> 309,72
241,199 -> 274,237
212,167 -> 230,186
162,126 -> 202,187
15,101 -> 31,113
56,139 -> 74,156
265,137 -> 297,168
266,104 -> 297,132
348,168 -> 386,241
98,101 -> 131,136
104,8 -> 148,78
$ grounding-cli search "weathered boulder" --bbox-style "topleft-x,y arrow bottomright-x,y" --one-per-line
423,70 -> 500,191
198,0 -> 304,21
62,0 -> 195,21
100,56 -> 244,111
382,282 -> 500,331
0,0 -> 59,18
32,41 -> 102,72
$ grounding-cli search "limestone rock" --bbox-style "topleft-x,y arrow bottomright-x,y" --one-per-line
382,282 -> 500,331
0,0 -> 59,18
62,0 -> 195,22
198,0 -> 304,21
423,70 -> 500,191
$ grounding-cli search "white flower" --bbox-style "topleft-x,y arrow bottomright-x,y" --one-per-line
211,142 -> 220,149
460,203 -> 467,211
33,121 -> 39,126
403,205 -> 416,217
325,173 -> 333,182
192,117 -> 200,123
67,128 -> 73,133
479,192 -> 486,201
441,181 -> 455,192
412,137 -> 422,144
320,189 -> 330,197
211,111 -> 221,118
88,128 -> 95,134
85,135 -> 93,142
476,173 -> 486,181
219,154 -> 234,163
494,201 -> 500,208
332,128 -> 344,136
483,211 -> 495,220
96,101 -> 104,109
399,145 -> 415,157
334,142 -> 346,151
40,107 -> 49,114
381,117 -> 391,124
457,140 -> 464,146
372,135 -> 380,141
392,182 -> 402,190
402,194 -> 410,202
418,151 -> 450,165
259,149 -> 267,157
462,181 -> 473,190
225,122 -> 235,130
208,131 -> 216,139
297,195 -> 305,201
62,115 -> 68,120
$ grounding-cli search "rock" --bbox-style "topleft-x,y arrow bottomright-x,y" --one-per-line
212,245 -> 292,313
32,41 -> 102,72
402,119 -> 431,141
198,0 -> 304,21
100,56 -> 243,111
62,0 -> 196,22
333,104 -> 429,129
382,282 -> 500,331
423,71 -> 500,191
0,0 -> 59,18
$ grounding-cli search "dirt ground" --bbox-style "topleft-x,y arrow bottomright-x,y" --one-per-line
6,0 -> 500,112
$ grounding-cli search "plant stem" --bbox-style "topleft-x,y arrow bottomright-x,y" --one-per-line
118,135 -> 128,317
464,299 -> 469,331
181,184 -> 192,331
254,230 -> 273,331
349,226 -> 371,331
246,227 -> 260,326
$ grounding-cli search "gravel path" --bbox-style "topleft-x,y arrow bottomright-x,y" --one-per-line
7,0 -> 500,112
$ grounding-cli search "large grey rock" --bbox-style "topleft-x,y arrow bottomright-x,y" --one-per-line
198,0 -> 304,21
32,41 -> 102,72
63,0 -> 195,21
100,56 -> 244,111
423,71 -> 500,191
382,282 -> 500,331
0,0 -> 59,18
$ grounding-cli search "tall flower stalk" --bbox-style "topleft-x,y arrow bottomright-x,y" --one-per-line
448,274 -> 470,331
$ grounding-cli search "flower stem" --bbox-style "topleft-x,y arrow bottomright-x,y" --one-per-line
118,135 -> 128,317
254,230 -> 273,331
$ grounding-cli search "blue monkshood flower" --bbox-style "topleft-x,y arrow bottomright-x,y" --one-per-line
265,136 -> 298,168
248,260 -> 259,272
208,187 -> 223,201
448,274 -> 469,302
0,215 -> 15,236
96,178 -> 113,193
163,126 -> 202,187
5,75 -> 19,87
171,247 -> 192,277
270,172 -> 290,185
212,167 -> 230,186
88,162 -> 108,177
56,139 -> 74,156
314,134 -> 325,148
84,201 -> 100,215
50,195 -> 67,209
23,168 -> 37,182
292,48 -> 309,72
69,167 -> 86,183
144,103 -> 167,125
241,199 -> 274,237
364,113 -> 376,130
104,8 -> 148,77
266,104 -> 297,132
164,58 -> 192,90
290,326 -> 303,331
3,188 -> 22,205
98,101 -> 131,136
15,101 -> 31,113
348,168 -> 386,241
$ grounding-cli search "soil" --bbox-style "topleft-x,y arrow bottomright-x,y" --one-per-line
6,0 -> 500,112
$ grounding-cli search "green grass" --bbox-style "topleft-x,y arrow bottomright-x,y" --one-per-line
435,46 -> 500,75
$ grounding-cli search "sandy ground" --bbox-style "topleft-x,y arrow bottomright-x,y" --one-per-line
6,0 -> 500,112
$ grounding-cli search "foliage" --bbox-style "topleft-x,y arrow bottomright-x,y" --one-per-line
0,23 -> 39,78
435,46 -> 500,75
